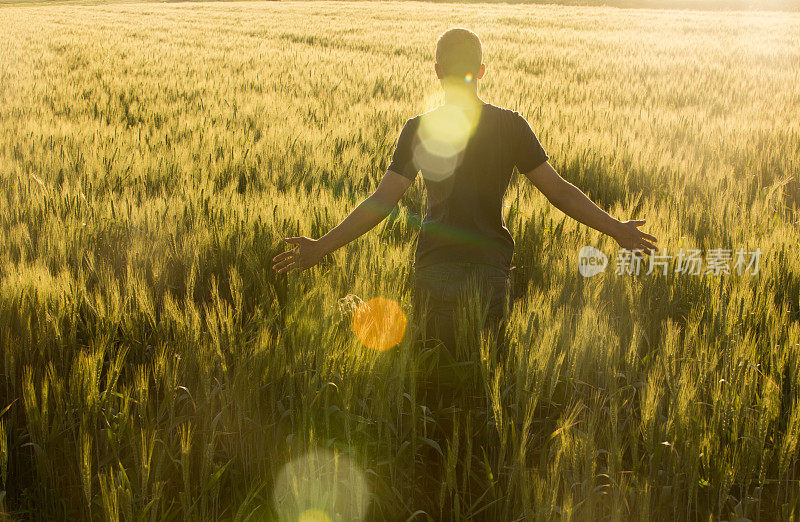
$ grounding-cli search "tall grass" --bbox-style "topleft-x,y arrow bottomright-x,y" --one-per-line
1,1 -> 799,519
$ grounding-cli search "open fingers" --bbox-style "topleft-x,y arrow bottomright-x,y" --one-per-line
276,264 -> 296,274
639,239 -> 658,252
272,257 -> 295,272
272,250 -> 294,262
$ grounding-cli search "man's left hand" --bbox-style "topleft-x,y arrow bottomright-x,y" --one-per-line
271,237 -> 326,273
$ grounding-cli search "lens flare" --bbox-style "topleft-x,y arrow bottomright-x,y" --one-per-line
464,73 -> 473,83
273,449 -> 369,522
351,297 -> 407,351
412,93 -> 482,182
298,510 -> 332,522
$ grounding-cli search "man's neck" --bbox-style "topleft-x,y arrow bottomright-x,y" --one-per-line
442,84 -> 484,108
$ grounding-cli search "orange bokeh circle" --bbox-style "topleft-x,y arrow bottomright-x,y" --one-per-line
351,297 -> 407,351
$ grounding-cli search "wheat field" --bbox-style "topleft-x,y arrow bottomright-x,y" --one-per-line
1,1 -> 800,520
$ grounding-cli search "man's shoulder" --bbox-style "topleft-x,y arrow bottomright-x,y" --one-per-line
406,107 -> 437,122
483,103 -> 524,121
407,103 -> 520,121
400,104 -> 524,135
401,112 -> 424,129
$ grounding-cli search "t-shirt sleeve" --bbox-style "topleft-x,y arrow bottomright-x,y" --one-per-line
386,118 -> 419,180
512,111 -> 549,173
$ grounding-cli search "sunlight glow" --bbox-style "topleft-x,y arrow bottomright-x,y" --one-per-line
273,449 -> 369,522
351,297 -> 407,352
298,509 -> 332,522
412,90 -> 482,182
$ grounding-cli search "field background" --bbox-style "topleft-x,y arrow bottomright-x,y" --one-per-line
2,0 -> 800,11
2,0 -> 800,520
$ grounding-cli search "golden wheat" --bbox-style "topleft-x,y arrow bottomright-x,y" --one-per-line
1,1 -> 799,520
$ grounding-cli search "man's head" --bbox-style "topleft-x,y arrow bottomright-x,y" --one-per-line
435,28 -> 485,83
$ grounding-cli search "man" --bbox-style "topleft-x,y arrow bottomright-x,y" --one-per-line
272,28 -> 657,355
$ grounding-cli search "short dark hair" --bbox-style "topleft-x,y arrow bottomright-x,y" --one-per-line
436,28 -> 482,78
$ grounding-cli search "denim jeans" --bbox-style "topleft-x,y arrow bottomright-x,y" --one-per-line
412,262 -> 511,396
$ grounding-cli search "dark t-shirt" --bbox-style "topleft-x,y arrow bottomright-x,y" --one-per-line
387,102 -> 548,270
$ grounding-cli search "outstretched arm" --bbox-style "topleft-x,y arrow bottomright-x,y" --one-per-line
523,161 -> 658,253
272,170 -> 413,273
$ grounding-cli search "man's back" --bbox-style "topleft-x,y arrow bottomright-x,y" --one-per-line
388,103 -> 549,270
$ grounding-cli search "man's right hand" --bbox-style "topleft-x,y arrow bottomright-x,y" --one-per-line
612,219 -> 658,254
